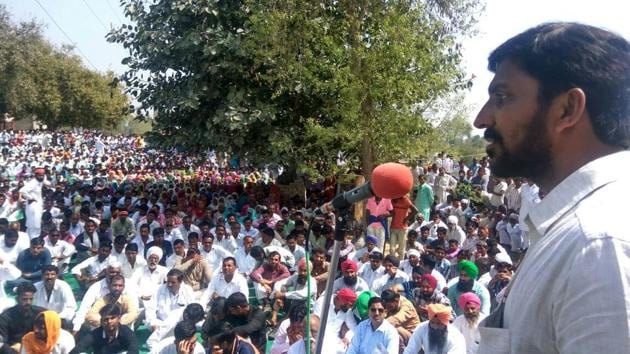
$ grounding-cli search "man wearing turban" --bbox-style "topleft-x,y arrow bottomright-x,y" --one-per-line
331,259 -> 369,294
314,288 -> 359,354
403,304 -> 466,354
452,292 -> 486,354
447,260 -> 490,316
21,311 -> 75,354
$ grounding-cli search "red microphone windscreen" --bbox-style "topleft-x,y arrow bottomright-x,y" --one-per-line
371,162 -> 413,199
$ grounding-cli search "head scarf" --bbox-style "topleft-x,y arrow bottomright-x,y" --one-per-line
146,246 -> 164,261
458,260 -> 479,279
22,311 -> 61,354
457,292 -> 481,310
353,291 -> 377,320
365,234 -> 378,245
336,288 -> 358,306
340,259 -> 358,273
427,304 -> 452,326
420,274 -> 438,289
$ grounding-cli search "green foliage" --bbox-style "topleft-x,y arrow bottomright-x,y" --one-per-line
0,5 -> 129,129
455,181 -> 484,206
108,0 -> 482,177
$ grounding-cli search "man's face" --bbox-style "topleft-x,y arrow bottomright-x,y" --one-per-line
125,249 -> 137,263
174,243 -> 185,256
366,242 -> 375,251
312,253 -> 324,266
98,247 -> 112,260
85,222 -> 96,233
215,227 -> 226,239
384,261 -> 398,277
114,242 -> 125,253
108,278 -> 125,298
409,255 -> 419,266
18,291 -> 34,308
343,268 -> 357,285
421,229 -> 430,240
243,237 -> 253,252
166,275 -> 181,294
269,255 -> 281,268
383,298 -> 399,314
420,279 -> 435,297
464,303 -> 480,321
35,172 -> 45,182
148,254 -> 160,269
48,231 -> 60,244
297,264 -> 308,284
202,238 -> 213,252
230,224 -> 241,236
101,314 -> 120,333
140,227 -> 150,238
244,220 -> 252,229
370,258 -> 381,270
183,217 -> 192,227
30,244 -> 44,256
296,234 -> 305,246
222,260 -> 236,276
106,267 -> 121,281
474,59 -> 552,178
43,270 -> 57,287
286,238 -> 296,250
368,302 -> 386,326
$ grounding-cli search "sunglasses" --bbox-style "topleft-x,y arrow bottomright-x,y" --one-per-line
370,308 -> 385,313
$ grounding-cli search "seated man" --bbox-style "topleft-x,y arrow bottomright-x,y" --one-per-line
146,303 -> 205,351
85,274 -> 139,329
358,251 -> 385,289
8,237 -> 52,288
136,246 -> 169,305
371,255 -> 410,294
200,257 -> 248,309
120,242 -> 146,282
332,259 -> 369,294
446,261 -> 490,316
70,303 -> 139,354
20,310 -> 75,354
313,288 -> 358,354
203,293 -> 266,353
72,241 -> 112,290
452,293 -> 486,354
0,283 -> 46,354
144,227 -> 173,266
400,249 -> 422,277
165,239 -> 186,269
413,274 -> 451,322
33,265 -> 77,328
145,269 -> 195,332
271,258 -> 317,312
234,235 -> 257,277
351,234 -> 381,263
151,320 -> 206,354
174,247 -> 213,298
250,250 -> 290,311
403,304 -> 466,354
43,229 -> 75,273
381,289 -> 420,346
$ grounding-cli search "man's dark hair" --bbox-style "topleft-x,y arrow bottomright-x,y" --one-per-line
222,256 -> 236,267
384,255 -> 400,268
436,227 -> 447,234
367,296 -> 383,309
489,22 -> 630,148
311,248 -> 326,256
16,282 -> 37,295
250,246 -> 265,259
381,289 -> 400,303
173,239 -> 185,247
42,264 -> 59,274
4,229 -> 18,239
268,250 -> 281,260
225,292 -> 248,309
125,242 -> 139,252
0,218 -> 8,226
109,274 -> 125,284
99,303 -> 122,317
187,232 -> 199,240
99,240 -> 113,250
288,303 -> 307,324
183,303 -> 205,323
421,254 -> 437,269
114,235 -> 127,245
174,320 -> 197,342
210,297 -> 226,316
166,269 -> 185,282
30,237 -> 44,246
152,227 -> 165,237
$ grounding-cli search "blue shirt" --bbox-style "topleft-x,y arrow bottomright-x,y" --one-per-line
347,318 -> 399,354
16,248 -> 52,280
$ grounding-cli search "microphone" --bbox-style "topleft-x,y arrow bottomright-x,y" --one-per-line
316,162 -> 413,214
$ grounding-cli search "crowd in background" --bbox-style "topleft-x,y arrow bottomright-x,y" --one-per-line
0,130 -> 539,354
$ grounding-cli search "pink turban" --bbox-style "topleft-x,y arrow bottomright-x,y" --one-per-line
341,259 -> 358,273
457,292 -> 481,310
336,288 -> 358,305
420,274 -> 438,290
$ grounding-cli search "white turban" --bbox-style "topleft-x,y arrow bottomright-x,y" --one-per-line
108,259 -> 122,269
146,246 -> 164,261
407,249 -> 421,258
495,252 -> 513,265
447,215 -> 459,225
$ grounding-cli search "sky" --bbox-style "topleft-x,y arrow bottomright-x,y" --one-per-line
2,0 -> 630,130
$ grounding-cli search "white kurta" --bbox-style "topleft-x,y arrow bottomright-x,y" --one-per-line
452,313 -> 486,354
403,322 -> 467,354
20,177 -> 45,238
33,279 -> 78,321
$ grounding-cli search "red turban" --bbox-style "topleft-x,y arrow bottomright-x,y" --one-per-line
336,288 -> 357,305
457,292 -> 481,310
420,274 -> 438,290
340,259 -> 358,273
427,304 -> 452,326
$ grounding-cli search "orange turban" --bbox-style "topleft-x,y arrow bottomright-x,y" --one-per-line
427,303 -> 451,326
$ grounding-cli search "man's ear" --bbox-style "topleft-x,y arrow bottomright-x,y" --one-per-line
552,88 -> 587,133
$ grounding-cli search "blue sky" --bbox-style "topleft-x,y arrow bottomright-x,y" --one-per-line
2,0 -> 630,127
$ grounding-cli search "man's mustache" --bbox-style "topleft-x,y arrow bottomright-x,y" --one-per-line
484,128 -> 502,143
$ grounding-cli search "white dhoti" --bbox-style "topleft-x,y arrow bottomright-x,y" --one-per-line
25,201 -> 43,239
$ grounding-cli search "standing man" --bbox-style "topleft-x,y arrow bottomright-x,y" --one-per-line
389,195 -> 418,260
20,168 -> 47,238
365,196 -> 393,251
474,23 -> 630,353
414,175 -> 434,221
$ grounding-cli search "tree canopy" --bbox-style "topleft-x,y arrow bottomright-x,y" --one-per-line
0,5 -> 129,130
108,0 -> 482,177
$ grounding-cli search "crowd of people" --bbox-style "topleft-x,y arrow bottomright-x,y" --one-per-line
0,129 -> 539,354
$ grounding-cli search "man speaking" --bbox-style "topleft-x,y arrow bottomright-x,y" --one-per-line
474,23 -> 630,353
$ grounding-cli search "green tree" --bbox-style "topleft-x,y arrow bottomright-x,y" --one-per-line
108,0 -> 482,177
0,5 -> 129,129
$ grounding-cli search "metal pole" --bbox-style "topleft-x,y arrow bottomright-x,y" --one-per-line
314,211 -> 349,354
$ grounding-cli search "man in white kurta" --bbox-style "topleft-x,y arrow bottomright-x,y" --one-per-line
19,168 -> 47,238
33,265 -> 77,324
199,257 -> 248,308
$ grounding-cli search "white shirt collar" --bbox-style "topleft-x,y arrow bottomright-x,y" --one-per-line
528,151 -> 629,236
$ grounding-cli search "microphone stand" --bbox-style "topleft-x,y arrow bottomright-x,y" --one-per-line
314,206 -> 352,354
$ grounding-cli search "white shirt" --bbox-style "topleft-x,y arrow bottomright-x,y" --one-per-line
453,313 -> 486,354
33,279 -> 77,320
44,238 -> 76,266
403,322 -> 466,354
72,278 -> 138,331
490,180 -> 508,207
200,271 -> 249,307
491,151 -> 630,354
136,265 -> 169,298
121,255 -> 147,282
371,270 -> 410,294
146,283 -> 195,327
177,224 -> 201,246
150,337 -> 205,354
71,255 -> 110,277
200,245 -> 234,270
358,263 -> 385,288
234,248 -> 257,276
0,257 -> 20,312
214,235 -> 238,254
313,295 -> 358,354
